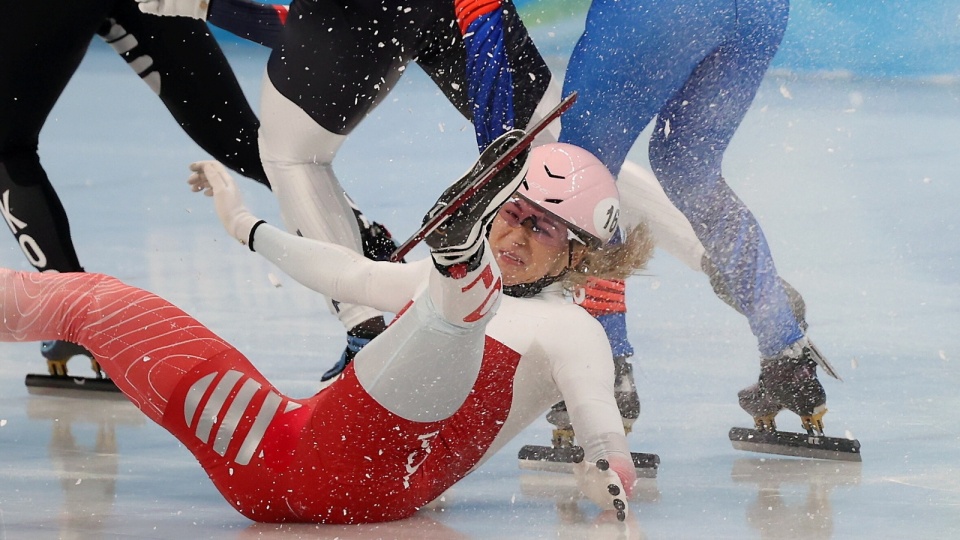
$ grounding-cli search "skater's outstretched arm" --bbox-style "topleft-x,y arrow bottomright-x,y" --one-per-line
189,161 -> 424,313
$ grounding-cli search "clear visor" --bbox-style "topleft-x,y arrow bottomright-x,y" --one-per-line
499,196 -> 592,248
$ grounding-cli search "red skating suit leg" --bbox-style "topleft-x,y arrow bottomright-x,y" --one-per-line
0,270 -> 523,523
162,338 -> 521,524
269,336 -> 522,524
0,270 -> 236,422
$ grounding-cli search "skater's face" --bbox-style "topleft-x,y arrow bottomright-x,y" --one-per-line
489,198 -> 577,286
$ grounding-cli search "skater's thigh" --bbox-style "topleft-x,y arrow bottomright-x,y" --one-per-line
560,0 -> 734,171
649,4 -> 787,186
0,0 -> 114,147
266,0 -> 408,135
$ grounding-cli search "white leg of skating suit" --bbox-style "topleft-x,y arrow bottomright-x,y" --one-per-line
528,77 -> 564,146
354,244 -> 501,422
529,78 -> 706,271
258,74 -> 382,330
616,161 -> 705,271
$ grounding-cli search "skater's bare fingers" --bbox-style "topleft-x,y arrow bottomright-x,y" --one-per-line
188,161 -> 208,173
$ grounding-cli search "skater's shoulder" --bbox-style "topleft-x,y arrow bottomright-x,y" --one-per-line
501,286 -> 590,319
497,292 -> 604,344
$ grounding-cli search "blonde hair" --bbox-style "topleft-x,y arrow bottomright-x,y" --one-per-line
560,222 -> 655,293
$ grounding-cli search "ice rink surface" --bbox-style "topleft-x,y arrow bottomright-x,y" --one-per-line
0,39 -> 958,539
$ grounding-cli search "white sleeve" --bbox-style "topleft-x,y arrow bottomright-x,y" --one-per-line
542,309 -> 631,463
251,223 -> 428,313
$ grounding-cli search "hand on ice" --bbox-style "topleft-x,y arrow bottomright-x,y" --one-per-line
574,457 -> 634,521
188,161 -> 264,249
137,0 -> 209,19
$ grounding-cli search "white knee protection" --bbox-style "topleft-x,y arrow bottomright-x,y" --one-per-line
258,74 -> 382,329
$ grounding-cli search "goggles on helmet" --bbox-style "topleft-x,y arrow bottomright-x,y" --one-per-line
497,196 -> 588,248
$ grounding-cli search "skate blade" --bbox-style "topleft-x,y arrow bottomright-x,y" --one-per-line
729,427 -> 862,462
25,374 -> 124,399
517,444 -> 660,478
807,340 -> 842,380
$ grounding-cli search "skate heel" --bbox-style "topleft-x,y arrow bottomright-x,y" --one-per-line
46,359 -> 69,377
801,405 -> 828,436
28,341 -> 117,394
41,340 -> 95,377
753,413 -> 778,432
552,427 -> 575,448
90,359 -> 105,379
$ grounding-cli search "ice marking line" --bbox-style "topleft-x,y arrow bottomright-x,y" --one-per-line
884,477 -> 960,494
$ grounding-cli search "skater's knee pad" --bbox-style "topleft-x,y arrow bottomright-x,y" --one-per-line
259,76 -> 346,165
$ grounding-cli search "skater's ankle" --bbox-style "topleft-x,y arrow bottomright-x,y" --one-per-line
763,336 -> 811,363
431,243 -> 486,278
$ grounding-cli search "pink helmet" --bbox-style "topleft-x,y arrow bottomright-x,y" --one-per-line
516,143 -> 620,245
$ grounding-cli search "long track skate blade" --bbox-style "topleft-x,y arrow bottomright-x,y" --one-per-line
729,427 -> 861,462
517,444 -> 660,478
807,340 -> 842,380
25,374 -> 123,397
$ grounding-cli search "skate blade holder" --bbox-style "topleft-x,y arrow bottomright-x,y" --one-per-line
518,444 -> 660,478
25,374 -> 124,399
46,359 -> 70,377
729,426 -> 862,462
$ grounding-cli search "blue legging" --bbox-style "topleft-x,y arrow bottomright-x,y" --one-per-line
561,0 -> 801,357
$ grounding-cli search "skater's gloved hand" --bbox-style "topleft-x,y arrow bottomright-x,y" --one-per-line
574,456 -> 634,521
591,503 -> 643,540
137,0 -> 209,19
188,161 -> 263,249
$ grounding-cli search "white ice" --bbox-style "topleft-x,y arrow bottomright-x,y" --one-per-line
0,38 -> 958,539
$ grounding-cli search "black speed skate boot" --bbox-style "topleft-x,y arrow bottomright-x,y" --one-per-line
546,401 -> 575,448
41,340 -> 104,378
738,338 -> 827,435
321,316 -> 387,382
424,128 -> 529,269
345,192 -> 403,263
614,355 -> 641,433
